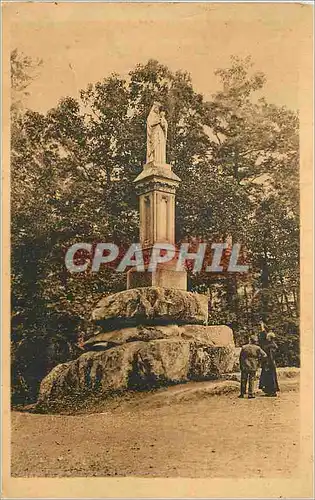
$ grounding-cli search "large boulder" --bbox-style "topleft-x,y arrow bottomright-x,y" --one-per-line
37,339 -> 235,410
91,287 -> 208,329
83,324 -> 234,350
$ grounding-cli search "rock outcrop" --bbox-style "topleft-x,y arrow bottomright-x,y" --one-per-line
37,338 -> 235,410
36,287 -> 235,410
91,287 -> 208,329
83,324 -> 234,350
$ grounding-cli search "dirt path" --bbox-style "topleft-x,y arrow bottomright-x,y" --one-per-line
11,380 -> 300,478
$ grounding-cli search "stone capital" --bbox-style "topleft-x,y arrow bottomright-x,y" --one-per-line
134,161 -> 181,185
134,162 -> 181,196
135,179 -> 178,196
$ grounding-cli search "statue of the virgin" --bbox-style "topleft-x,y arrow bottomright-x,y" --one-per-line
146,102 -> 167,164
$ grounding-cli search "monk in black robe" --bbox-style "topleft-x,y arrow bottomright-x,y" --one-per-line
259,332 -> 280,397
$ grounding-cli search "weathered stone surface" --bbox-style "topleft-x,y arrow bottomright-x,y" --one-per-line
91,287 -> 208,328
83,324 -> 234,350
37,339 -> 235,409
127,268 -> 187,292
175,324 -> 234,345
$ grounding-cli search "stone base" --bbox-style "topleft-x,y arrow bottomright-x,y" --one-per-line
127,246 -> 187,291
37,336 -> 235,410
91,287 -> 208,329
83,324 -> 234,350
127,267 -> 187,290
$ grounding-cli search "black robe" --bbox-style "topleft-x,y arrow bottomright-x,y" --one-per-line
259,340 -> 280,394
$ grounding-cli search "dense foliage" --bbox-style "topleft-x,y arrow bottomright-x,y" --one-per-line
11,53 -> 299,404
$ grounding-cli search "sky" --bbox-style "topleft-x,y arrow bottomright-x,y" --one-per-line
5,2 -> 312,113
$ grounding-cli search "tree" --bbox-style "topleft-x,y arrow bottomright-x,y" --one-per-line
11,49 -> 42,120
200,56 -> 299,357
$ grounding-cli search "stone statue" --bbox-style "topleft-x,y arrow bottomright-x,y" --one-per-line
146,101 -> 168,164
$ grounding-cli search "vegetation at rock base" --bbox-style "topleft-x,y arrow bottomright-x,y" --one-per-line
11,52 -> 299,404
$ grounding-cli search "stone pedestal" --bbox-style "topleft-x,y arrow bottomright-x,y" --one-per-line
127,161 -> 187,291
37,287 -> 236,409
127,265 -> 187,290
127,247 -> 187,290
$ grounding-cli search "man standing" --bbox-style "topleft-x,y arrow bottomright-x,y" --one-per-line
239,335 -> 267,399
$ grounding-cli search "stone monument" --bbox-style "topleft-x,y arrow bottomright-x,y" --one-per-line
127,101 -> 186,291
37,102 -> 235,411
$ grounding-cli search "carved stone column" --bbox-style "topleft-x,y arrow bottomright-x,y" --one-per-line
127,160 -> 187,291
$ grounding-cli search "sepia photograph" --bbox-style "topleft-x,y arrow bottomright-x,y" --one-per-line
1,1 -> 313,498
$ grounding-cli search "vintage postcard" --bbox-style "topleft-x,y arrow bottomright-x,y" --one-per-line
1,2 -> 314,498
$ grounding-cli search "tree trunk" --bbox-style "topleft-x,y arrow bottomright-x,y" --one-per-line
260,244 -> 270,322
